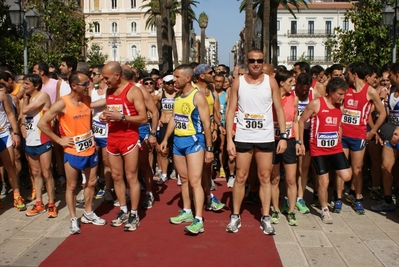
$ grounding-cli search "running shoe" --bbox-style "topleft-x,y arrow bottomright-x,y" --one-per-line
219,168 -> 226,178
184,218 -> 204,234
170,169 -> 177,180
81,211 -> 106,225
227,176 -> 235,188
260,216 -> 275,235
210,179 -> 217,191
140,194 -> 154,209
369,187 -> 383,200
26,189 -> 36,202
124,214 -> 140,232
55,182 -> 66,194
113,199 -> 120,207
295,199 -> 310,214
95,189 -> 105,199
281,198 -> 289,215
170,210 -> 194,224
14,196 -> 26,211
76,191 -> 85,205
312,193 -> 321,207
353,200 -> 365,215
110,210 -> 129,227
26,204 -> 46,217
69,217 -> 81,235
321,208 -> 333,224
288,212 -> 298,226
333,199 -> 343,213
157,176 -> 167,185
346,193 -> 356,204
371,201 -> 396,212
0,198 -> 4,209
226,214 -> 241,233
0,182 -> 7,197
104,189 -> 114,203
47,205 -> 58,218
177,175 -> 182,186
271,210 -> 280,224
206,196 -> 225,211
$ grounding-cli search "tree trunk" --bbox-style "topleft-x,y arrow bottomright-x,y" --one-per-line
200,27 -> 206,64
244,0 -> 254,58
160,0 -> 173,73
172,26 -> 179,67
270,1 -> 278,66
155,13 -> 164,70
181,0 -> 190,64
263,0 -> 271,63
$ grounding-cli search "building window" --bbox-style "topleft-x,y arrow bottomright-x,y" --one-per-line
111,0 -> 117,9
131,0 -> 136,8
111,22 -> 118,33
277,46 -> 280,56
291,21 -> 297,34
290,46 -> 297,61
93,22 -> 100,33
131,22 -> 137,33
131,45 -> 137,58
325,21 -> 332,34
277,20 -> 280,31
150,24 -> 156,34
308,46 -> 314,61
94,0 -> 100,10
325,46 -> 332,61
150,45 -> 157,58
343,19 -> 349,31
308,21 -> 314,34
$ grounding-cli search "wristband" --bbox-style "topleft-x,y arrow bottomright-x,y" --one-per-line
206,146 -> 214,152
280,133 -> 288,140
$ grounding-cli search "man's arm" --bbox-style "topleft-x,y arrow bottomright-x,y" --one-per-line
367,87 -> 387,139
270,77 -> 286,135
125,86 -> 148,124
141,86 -> 159,145
194,91 -> 213,163
298,98 -> 320,143
55,79 -> 62,102
1,92 -> 20,147
315,81 -> 326,97
226,77 -> 239,141
22,92 -> 50,115
90,98 -> 106,109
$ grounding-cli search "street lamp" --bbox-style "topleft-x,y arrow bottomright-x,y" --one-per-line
9,1 -> 39,74
382,1 -> 399,63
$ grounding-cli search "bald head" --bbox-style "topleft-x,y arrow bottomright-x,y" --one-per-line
104,61 -> 122,74
262,64 -> 274,76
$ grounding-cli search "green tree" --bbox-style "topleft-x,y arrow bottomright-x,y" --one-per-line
326,0 -> 392,66
86,43 -> 108,67
125,53 -> 147,72
198,12 -> 208,64
26,0 -> 88,70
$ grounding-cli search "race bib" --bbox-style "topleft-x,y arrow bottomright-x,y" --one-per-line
274,121 -> 292,138
174,114 -> 189,130
92,120 -> 107,137
243,113 -> 265,129
161,98 -> 174,111
298,103 -> 307,118
25,116 -> 34,131
107,104 -> 123,114
74,131 -> 95,153
233,110 -> 238,124
316,132 -> 338,148
342,109 -> 360,125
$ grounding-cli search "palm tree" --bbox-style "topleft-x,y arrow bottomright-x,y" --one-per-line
181,0 -> 198,64
244,0 -> 255,57
198,12 -> 208,64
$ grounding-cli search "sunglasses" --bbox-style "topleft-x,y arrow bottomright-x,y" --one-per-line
248,58 -> 264,64
165,81 -> 174,85
76,81 -> 90,87
144,82 -> 154,85
205,70 -> 215,75
91,72 -> 101,76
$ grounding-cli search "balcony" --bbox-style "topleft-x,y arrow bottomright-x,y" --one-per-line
287,30 -> 333,37
286,56 -> 333,65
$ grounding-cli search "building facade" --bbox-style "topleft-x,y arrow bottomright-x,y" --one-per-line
82,0 -> 183,70
195,36 -> 218,66
276,1 -> 353,68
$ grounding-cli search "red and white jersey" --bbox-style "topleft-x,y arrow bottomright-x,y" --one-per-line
310,97 -> 343,156
341,84 -> 371,139
273,93 -> 296,140
106,83 -> 139,139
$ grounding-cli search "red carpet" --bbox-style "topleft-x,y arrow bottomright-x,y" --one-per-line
40,180 -> 282,267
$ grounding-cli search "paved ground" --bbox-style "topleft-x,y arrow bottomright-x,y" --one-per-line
0,180 -> 398,267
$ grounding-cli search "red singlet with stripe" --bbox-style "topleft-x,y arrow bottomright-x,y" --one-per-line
341,84 -> 371,139
273,93 -> 296,140
310,97 -> 343,156
106,83 -> 139,139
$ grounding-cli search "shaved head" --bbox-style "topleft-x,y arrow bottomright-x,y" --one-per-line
104,61 -> 122,74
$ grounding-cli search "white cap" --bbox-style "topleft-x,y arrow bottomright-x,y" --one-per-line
163,75 -> 174,82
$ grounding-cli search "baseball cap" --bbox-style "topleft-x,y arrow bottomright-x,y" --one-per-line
194,64 -> 212,77
142,77 -> 155,84
163,75 -> 174,82
378,122 -> 397,142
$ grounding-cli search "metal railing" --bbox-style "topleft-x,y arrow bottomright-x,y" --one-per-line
286,56 -> 333,64
287,30 -> 333,36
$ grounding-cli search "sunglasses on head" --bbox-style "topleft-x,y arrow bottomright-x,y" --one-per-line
248,58 -> 264,64
76,81 -> 90,87
144,81 -> 154,85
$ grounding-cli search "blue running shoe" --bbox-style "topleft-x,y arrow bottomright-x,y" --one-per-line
333,199 -> 343,213
353,200 -> 365,215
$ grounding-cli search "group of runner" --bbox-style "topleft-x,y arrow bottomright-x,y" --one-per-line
0,48 -> 398,236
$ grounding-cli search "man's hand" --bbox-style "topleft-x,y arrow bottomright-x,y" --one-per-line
204,151 -> 214,164
227,139 -> 236,157
58,136 -> 74,147
102,110 -> 123,122
149,135 -> 157,147
276,139 -> 287,154
12,134 -> 20,149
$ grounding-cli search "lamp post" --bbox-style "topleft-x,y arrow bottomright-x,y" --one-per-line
382,0 -> 399,63
9,1 -> 39,74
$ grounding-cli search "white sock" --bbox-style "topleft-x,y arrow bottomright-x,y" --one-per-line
146,191 -> 153,197
297,197 -> 303,202
207,194 -> 214,201
121,205 -> 128,213
162,173 -> 167,179
130,210 -> 138,216
183,208 -> 192,214
195,216 -> 203,222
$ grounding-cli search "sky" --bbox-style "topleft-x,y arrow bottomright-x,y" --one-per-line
192,0 -> 245,67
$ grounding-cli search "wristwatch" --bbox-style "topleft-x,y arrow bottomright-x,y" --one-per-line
206,146 -> 214,152
13,132 -> 21,136
296,140 -> 302,145
120,114 -> 126,121
150,132 -> 157,137
280,133 -> 288,140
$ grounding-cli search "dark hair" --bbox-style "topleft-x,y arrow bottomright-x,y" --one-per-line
68,71 -> 85,86
122,67 -> 135,81
0,71 -> 12,82
389,62 -> 399,75
0,82 -> 7,91
150,68 -> 160,76
326,77 -> 349,94
310,65 -> 324,76
24,74 -> 43,91
61,55 -> 78,72
324,67 -> 332,77
48,72 -> 58,80
215,73 -> 226,80
37,62 -> 49,76
296,73 -> 312,86
275,69 -> 294,85
294,62 -> 310,74
277,65 -> 287,71
189,62 -> 199,69
330,63 -> 343,72
248,47 -> 263,55
217,64 -> 230,74
347,62 -> 370,80
174,64 -> 194,79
